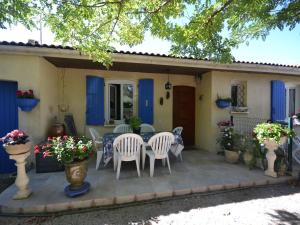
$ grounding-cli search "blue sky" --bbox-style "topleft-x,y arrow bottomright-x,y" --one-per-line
0,24 -> 299,66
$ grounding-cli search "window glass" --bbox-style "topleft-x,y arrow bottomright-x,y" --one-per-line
107,82 -> 134,122
123,84 -> 133,121
288,88 -> 296,116
231,82 -> 246,107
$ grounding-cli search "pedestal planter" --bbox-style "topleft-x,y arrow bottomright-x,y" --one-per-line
9,152 -> 32,199
264,137 -> 287,178
224,150 -> 239,163
64,160 -> 90,197
17,98 -> 39,112
4,142 -> 32,155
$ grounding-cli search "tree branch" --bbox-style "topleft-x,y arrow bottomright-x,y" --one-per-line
205,0 -> 234,24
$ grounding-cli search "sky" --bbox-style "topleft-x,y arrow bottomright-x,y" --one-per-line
0,24 -> 299,66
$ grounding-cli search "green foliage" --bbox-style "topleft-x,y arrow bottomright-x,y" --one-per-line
129,116 -> 142,130
254,122 -> 294,144
35,136 -> 93,164
1,0 -> 300,66
217,127 -> 240,152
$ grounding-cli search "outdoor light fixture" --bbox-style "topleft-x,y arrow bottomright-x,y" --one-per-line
165,74 -> 172,90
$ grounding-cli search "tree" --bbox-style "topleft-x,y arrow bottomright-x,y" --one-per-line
1,0 -> 299,66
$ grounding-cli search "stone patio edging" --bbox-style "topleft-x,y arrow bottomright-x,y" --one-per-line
0,175 -> 296,216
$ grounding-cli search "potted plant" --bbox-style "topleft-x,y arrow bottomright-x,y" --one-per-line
254,123 -> 294,177
35,136 -> 93,196
215,95 -> 232,109
0,129 -> 31,155
129,116 -> 142,134
217,127 -> 240,163
16,89 -> 40,112
217,120 -> 233,131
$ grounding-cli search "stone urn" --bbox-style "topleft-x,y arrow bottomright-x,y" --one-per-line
4,142 -> 32,155
263,137 -> 287,178
65,159 -> 88,190
243,152 -> 253,166
224,150 -> 239,163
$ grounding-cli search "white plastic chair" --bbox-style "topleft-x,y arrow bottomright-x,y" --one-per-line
171,126 -> 184,161
89,128 -> 103,170
113,124 -> 132,133
143,132 -> 175,177
140,123 -> 155,133
172,126 -> 183,135
113,133 -> 143,180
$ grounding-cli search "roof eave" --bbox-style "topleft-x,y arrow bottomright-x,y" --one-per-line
0,44 -> 300,76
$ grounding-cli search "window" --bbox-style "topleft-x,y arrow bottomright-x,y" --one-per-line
106,80 -> 134,123
286,86 -> 296,117
231,81 -> 247,107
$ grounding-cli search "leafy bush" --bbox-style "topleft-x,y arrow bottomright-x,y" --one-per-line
253,123 -> 294,144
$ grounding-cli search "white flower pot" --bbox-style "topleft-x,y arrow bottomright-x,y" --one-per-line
263,137 -> 287,178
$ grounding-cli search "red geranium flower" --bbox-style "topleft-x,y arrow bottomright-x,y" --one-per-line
82,146 -> 87,152
43,150 -> 51,158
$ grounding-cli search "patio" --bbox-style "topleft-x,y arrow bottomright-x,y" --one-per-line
0,150 -> 297,215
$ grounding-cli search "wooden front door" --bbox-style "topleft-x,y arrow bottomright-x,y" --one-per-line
173,86 -> 195,146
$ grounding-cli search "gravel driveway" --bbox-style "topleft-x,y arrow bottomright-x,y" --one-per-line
1,183 -> 300,225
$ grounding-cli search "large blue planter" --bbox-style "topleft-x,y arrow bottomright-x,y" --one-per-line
17,98 -> 40,112
216,100 -> 231,109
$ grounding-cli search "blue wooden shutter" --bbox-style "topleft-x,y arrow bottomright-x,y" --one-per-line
271,80 -> 286,122
0,81 -> 18,173
138,79 -> 154,124
86,76 -> 104,125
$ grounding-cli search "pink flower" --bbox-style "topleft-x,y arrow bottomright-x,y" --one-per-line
47,137 -> 52,141
43,150 -> 51,158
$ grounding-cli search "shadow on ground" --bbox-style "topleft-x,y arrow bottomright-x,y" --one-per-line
268,210 -> 300,225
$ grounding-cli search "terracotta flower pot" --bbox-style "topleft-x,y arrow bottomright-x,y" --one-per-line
65,160 -> 88,190
243,152 -> 253,166
4,142 -> 32,155
224,150 -> 239,163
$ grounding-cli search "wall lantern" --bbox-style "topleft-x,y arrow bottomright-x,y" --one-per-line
165,74 -> 172,90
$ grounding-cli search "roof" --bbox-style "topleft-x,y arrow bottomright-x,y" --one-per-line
0,41 -> 299,69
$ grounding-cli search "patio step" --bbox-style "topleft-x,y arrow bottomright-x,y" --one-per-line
0,175 -> 297,215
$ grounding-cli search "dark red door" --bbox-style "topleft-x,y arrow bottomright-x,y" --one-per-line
173,86 -> 195,146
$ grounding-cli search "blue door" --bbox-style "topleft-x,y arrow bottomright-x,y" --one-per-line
0,81 -> 18,173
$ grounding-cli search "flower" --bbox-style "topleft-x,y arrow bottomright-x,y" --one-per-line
34,145 -> 40,155
0,129 -> 29,145
43,150 -> 51,158
47,137 -> 52,141
82,146 -> 87,152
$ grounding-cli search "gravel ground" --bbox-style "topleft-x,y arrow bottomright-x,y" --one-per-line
1,183 -> 300,225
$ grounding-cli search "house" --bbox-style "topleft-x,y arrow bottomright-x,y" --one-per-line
0,41 -> 300,173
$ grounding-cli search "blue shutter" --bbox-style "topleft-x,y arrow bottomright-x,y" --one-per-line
271,80 -> 286,122
138,79 -> 154,124
86,76 -> 105,125
0,81 -> 18,173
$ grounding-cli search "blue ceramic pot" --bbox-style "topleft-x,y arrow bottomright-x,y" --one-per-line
17,98 -> 40,112
216,100 -> 231,109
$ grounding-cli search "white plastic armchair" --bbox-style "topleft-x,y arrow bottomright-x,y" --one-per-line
89,128 -> 103,170
113,124 -> 132,133
172,126 -> 183,135
140,124 -> 155,133
113,133 -> 143,180
143,132 -> 175,177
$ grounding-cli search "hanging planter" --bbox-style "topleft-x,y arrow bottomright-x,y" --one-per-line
16,89 -> 40,112
215,95 -> 232,109
17,98 -> 40,112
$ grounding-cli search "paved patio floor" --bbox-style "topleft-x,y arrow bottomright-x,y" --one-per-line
0,150 -> 297,215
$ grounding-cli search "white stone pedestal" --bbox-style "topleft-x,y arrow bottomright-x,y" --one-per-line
264,137 -> 286,178
9,152 -> 32,200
